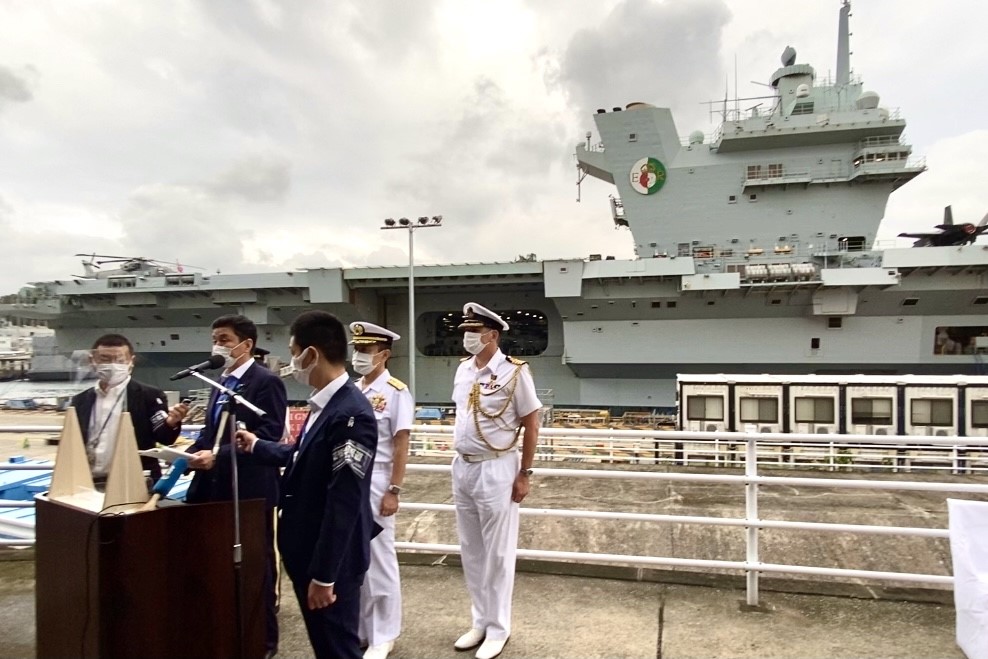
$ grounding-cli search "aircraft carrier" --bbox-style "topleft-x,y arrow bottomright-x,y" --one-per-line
1,2 -> 985,407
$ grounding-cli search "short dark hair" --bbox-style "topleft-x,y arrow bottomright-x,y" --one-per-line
290,311 -> 347,365
91,333 -> 134,354
212,314 -> 258,346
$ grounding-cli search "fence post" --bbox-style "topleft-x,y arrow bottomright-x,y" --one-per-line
744,426 -> 760,606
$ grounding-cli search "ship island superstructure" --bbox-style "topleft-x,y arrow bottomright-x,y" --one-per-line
1,2 -> 986,408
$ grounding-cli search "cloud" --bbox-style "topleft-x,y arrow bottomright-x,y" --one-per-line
204,153 -> 292,203
0,64 -> 34,108
880,130 -> 988,243
555,0 -> 732,132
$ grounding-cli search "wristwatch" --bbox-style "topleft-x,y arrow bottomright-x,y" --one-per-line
387,484 -> 402,495
519,468 -> 533,477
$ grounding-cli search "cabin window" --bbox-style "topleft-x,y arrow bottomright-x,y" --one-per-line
687,395 -> 724,421
746,165 -> 762,179
972,401 -> 988,428
828,317 -> 843,329
728,195 -> 737,204
419,309 -> 548,357
910,399 -> 953,426
794,397 -> 835,424
108,277 -> 137,289
739,397 -> 778,423
851,398 -> 893,425
767,163 -> 783,177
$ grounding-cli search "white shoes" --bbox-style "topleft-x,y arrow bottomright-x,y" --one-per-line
363,640 -> 394,659
475,637 -> 509,659
454,628 -> 485,651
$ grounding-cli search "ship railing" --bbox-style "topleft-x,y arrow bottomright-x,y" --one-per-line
408,426 -> 988,475
5,426 -> 988,608
858,135 -> 905,148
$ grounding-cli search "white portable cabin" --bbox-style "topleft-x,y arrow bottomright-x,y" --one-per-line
966,385 -> 988,438
903,383 -> 958,437
679,381 -> 729,432
677,373 -> 988,437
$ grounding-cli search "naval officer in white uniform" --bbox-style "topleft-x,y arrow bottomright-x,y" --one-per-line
450,303 -> 541,659
349,321 -> 414,659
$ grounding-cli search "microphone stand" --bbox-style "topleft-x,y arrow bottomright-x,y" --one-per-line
186,369 -> 266,659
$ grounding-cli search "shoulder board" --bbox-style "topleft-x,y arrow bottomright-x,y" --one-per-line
387,376 -> 407,391
506,356 -> 527,366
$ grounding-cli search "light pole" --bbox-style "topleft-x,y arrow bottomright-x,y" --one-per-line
381,215 -> 442,399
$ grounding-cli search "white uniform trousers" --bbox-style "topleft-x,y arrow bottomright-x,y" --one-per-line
452,451 -> 520,641
359,463 -> 402,646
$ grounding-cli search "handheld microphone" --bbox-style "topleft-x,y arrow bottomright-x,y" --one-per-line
140,457 -> 189,511
169,354 -> 225,381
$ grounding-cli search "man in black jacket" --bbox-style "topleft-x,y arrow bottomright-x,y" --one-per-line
70,333 -> 186,485
184,314 -> 287,658
237,310 -> 378,659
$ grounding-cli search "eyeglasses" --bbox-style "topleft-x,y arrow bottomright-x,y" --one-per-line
90,352 -> 131,365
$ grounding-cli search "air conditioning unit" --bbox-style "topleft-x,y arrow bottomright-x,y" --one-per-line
869,425 -> 894,436
812,424 -> 836,434
687,420 -> 726,432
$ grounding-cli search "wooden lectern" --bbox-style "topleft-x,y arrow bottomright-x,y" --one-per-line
35,497 -> 267,659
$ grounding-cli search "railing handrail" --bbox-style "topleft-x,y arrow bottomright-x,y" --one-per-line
0,426 -> 979,604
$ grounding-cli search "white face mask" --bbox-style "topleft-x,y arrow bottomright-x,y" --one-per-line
291,347 -> 317,386
351,351 -> 380,376
95,363 -> 131,388
463,331 -> 487,355
211,340 -> 245,369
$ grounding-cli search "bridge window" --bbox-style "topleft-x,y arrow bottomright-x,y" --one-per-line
910,399 -> 953,426
972,401 -> 988,428
794,397 -> 834,423
791,101 -> 814,115
739,397 -> 778,423
851,398 -> 893,425
686,395 -> 724,421
419,309 -> 548,358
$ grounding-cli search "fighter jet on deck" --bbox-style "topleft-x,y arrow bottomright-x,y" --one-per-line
899,206 -> 988,247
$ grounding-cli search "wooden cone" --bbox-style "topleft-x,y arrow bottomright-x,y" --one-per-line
48,406 -> 97,500
103,412 -> 150,511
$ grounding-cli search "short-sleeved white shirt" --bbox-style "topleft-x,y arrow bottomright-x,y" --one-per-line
357,368 -> 414,464
452,349 -> 541,454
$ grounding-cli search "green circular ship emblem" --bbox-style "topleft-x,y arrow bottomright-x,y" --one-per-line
629,157 -> 667,195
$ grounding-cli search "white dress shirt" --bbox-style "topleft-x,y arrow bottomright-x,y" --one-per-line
88,377 -> 131,477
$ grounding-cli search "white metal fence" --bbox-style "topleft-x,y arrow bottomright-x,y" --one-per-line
4,425 -> 988,606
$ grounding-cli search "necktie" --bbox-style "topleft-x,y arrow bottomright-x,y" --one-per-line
212,375 -> 238,429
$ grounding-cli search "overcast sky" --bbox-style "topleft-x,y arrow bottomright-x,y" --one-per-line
1,0 -> 986,293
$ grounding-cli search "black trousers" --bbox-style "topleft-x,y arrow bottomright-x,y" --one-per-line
291,578 -> 361,659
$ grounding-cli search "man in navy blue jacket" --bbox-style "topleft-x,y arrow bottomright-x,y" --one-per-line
237,310 -> 378,659
185,314 -> 288,658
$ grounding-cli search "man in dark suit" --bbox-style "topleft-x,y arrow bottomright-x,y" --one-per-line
70,333 -> 186,485
236,310 -> 378,659
185,314 -> 287,659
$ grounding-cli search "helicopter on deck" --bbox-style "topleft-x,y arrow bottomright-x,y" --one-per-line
73,254 -> 205,280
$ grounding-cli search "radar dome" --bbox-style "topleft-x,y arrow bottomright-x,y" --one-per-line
688,130 -> 704,145
856,91 -> 880,109
781,46 -> 797,67
795,83 -> 810,98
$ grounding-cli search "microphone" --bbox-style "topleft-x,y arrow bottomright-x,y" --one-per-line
140,457 -> 189,511
169,354 -> 225,381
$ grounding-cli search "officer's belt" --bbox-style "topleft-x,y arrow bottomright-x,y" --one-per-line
458,449 -> 515,463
